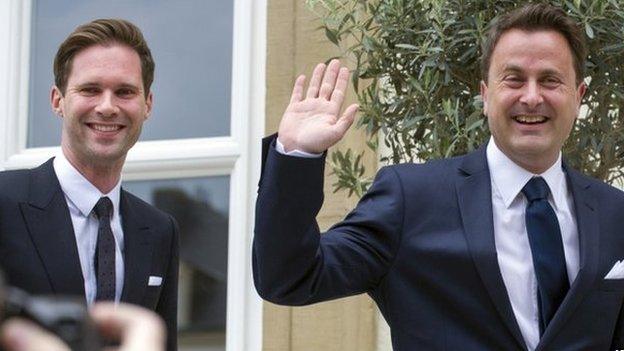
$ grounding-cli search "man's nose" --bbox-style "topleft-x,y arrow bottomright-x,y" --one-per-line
95,91 -> 119,117
519,81 -> 544,108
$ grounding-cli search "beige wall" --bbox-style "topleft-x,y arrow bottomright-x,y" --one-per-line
263,0 -> 379,350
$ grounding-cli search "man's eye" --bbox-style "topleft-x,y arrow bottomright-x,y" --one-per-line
80,87 -> 99,95
504,76 -> 523,87
117,89 -> 136,97
542,77 -> 562,88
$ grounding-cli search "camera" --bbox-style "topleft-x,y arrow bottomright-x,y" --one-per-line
0,272 -> 101,351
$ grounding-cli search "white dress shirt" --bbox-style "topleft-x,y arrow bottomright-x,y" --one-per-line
53,152 -> 125,304
487,137 -> 579,350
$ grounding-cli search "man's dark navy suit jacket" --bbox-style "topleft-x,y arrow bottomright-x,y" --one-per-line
254,135 -> 624,350
0,159 -> 179,351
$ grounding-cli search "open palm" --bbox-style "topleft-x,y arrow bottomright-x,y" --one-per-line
278,59 -> 359,154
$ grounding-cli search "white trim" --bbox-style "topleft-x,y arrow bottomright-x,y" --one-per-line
16,0 -> 32,159
2,136 -> 241,170
0,0 -> 30,167
0,1 -> 10,163
225,0 -> 265,349
244,0 -> 266,348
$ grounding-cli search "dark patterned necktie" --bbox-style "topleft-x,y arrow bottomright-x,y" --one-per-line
522,177 -> 569,335
93,197 -> 115,301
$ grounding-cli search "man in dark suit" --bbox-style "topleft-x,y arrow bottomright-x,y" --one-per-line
0,19 -> 178,350
254,4 -> 624,350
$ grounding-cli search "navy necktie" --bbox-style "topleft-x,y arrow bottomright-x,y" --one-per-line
93,197 -> 115,301
522,177 -> 569,334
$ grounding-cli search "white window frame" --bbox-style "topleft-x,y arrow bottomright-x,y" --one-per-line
0,0 -> 265,350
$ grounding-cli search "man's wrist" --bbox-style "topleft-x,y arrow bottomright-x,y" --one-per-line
275,138 -> 323,158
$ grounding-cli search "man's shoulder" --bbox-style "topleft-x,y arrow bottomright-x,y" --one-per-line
121,190 -> 175,226
566,166 -> 624,201
381,151 -> 471,181
0,159 -> 56,201
368,152 -> 473,200
0,168 -> 31,185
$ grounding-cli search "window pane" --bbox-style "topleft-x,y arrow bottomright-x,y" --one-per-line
122,176 -> 229,351
28,0 -> 233,147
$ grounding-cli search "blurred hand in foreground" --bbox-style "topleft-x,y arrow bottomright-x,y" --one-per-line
0,302 -> 165,351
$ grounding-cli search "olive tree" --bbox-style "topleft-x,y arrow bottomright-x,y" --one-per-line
306,0 -> 624,196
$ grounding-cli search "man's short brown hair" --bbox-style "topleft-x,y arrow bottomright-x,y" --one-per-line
481,3 -> 587,85
53,18 -> 155,97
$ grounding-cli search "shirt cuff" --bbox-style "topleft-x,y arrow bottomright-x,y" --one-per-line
275,138 -> 323,158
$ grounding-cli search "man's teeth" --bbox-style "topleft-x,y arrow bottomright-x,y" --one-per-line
91,124 -> 121,132
515,115 -> 546,123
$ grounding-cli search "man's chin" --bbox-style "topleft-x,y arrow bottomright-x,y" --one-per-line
83,148 -> 127,166
509,136 -> 553,154
514,144 -> 548,156
506,141 -> 561,170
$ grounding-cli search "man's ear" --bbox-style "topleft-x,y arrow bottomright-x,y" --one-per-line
50,86 -> 64,117
575,82 -> 587,117
480,80 -> 488,116
145,91 -> 153,120
577,81 -> 587,102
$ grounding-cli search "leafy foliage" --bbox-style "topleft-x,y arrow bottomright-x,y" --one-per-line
306,0 -> 624,195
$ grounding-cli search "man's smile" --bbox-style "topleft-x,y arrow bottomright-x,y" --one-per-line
513,115 -> 549,124
86,123 -> 124,132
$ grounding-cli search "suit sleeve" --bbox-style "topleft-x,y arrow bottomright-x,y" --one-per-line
253,135 -> 404,305
157,216 -> 179,351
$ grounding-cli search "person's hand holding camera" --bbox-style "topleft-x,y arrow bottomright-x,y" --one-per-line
0,303 -> 165,351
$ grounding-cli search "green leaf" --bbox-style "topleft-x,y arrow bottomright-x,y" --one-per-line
362,36 -> 376,51
574,0 -> 581,10
395,43 -> 419,50
585,22 -> 595,39
325,27 -> 340,45
466,118 -> 484,131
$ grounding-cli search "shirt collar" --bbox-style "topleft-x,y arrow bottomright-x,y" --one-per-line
486,136 -> 566,210
53,151 -> 121,218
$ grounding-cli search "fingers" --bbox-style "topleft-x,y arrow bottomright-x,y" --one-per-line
289,75 -> 306,104
306,63 -> 326,99
303,59 -> 349,103
330,67 -> 350,106
333,103 -> 359,136
91,303 -> 165,351
319,59 -> 341,100
0,318 -> 70,351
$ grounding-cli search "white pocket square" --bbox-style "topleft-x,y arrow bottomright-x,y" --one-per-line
148,276 -> 163,286
604,260 -> 624,279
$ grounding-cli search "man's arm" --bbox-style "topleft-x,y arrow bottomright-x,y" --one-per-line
253,60 -> 403,305
156,216 -> 179,351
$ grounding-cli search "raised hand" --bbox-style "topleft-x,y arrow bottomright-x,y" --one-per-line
278,59 -> 359,154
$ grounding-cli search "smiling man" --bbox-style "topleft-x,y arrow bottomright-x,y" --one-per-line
0,19 -> 178,350
254,3 -> 624,350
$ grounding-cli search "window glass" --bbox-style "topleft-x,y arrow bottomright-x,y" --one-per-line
28,0 -> 233,147
122,176 -> 229,351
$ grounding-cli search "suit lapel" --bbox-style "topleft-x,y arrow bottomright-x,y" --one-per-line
456,147 -> 527,350
536,167 -> 599,350
120,190 -> 154,305
20,158 -> 85,296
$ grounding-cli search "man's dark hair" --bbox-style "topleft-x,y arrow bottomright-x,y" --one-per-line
53,18 -> 155,97
481,3 -> 587,85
